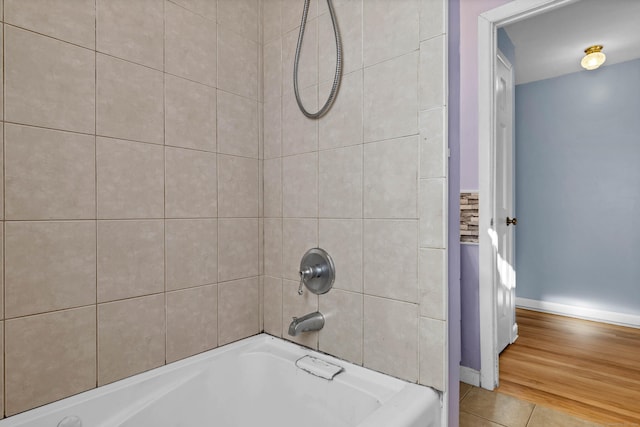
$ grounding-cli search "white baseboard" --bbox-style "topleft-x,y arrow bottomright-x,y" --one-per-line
516,298 -> 640,329
459,366 -> 480,386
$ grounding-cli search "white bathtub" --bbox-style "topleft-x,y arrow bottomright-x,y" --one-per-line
0,334 -> 441,427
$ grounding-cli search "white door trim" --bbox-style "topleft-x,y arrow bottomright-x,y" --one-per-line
477,0 -> 579,390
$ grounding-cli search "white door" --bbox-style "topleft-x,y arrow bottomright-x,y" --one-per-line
494,51 -> 517,354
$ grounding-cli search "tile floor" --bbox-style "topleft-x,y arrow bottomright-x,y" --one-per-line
459,383 -> 607,427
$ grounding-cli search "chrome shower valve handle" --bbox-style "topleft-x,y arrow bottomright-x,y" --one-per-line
298,270 -> 307,295
297,248 -> 336,296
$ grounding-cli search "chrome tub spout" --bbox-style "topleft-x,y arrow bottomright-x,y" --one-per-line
288,312 -> 325,336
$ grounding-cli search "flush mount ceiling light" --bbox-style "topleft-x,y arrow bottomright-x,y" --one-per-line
581,45 -> 606,70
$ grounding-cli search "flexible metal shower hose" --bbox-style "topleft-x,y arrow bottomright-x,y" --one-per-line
293,0 -> 343,119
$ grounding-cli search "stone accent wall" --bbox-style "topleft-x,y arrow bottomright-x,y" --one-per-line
460,193 -> 479,243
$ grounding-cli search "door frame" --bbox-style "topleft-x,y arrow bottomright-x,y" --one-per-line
494,48 -> 516,356
477,0 -> 579,390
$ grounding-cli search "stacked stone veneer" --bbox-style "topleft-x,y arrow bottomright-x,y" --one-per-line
460,193 -> 479,243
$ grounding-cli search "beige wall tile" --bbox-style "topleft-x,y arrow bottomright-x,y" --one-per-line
318,70 -> 363,150
264,218 -> 283,278
282,279 -> 318,349
319,219 -> 363,293
5,307 -> 96,416
319,145 -> 362,218
282,152 -> 318,218
259,218 -> 265,275
363,52 -> 418,143
0,229 -> 3,318
282,86 -> 318,156
0,324 -> 3,415
264,97 -> 282,159
165,74 -> 217,152
5,124 -> 95,220
165,147 -> 217,218
281,0 -> 317,34
363,0 -> 419,67
218,27 -> 259,100
5,0 -> 95,48
218,0 -> 259,42
364,136 -> 418,219
282,19 -> 317,92
218,277 -> 260,345
318,0 -> 362,80
420,0 -> 446,41
0,127 -> 3,218
264,158 -> 283,218
263,0 -> 281,43
419,317 -> 446,390
0,31 -> 3,121
165,1 -> 217,86
419,36 -> 446,111
98,294 -> 166,385
97,220 -> 164,302
364,296 -> 418,382
420,178 -> 446,248
218,219 -> 259,282
282,218 -> 318,281
263,276 -> 283,336
319,289 -> 363,365
5,26 -> 95,133
170,0 -> 216,20
97,0 -> 164,69
218,155 -> 259,218
96,54 -> 164,144
217,91 -> 259,158
166,285 -> 218,362
96,138 -> 164,219
419,248 -> 446,320
5,221 -> 96,318
420,107 -> 446,179
364,220 -> 418,303
166,219 -> 217,291
264,39 -> 282,102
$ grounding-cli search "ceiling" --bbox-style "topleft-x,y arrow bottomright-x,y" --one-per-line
503,0 -> 640,85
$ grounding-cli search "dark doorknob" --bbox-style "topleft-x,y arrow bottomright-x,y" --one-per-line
506,217 -> 518,226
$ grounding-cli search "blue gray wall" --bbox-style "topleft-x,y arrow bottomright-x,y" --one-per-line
497,28 -> 515,66
515,58 -> 640,315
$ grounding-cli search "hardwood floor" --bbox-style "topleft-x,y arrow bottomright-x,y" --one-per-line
497,308 -> 640,425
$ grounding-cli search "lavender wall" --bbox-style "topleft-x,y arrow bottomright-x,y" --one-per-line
459,0 -> 513,191
460,244 -> 480,370
448,0 -> 461,423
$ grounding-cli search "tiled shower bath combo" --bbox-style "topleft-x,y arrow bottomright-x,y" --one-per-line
0,0 -> 449,425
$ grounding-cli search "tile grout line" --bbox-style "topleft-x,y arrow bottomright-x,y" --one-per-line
2,3 -> 6,416
162,0 -> 168,367
315,4 -> 320,352
360,0 -> 365,368
93,0 -> 99,390
214,0 -> 220,350
279,9 -> 284,341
